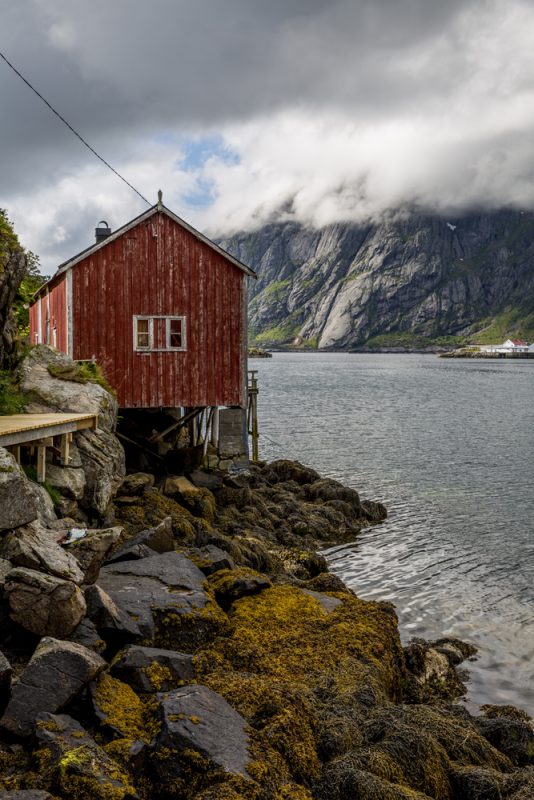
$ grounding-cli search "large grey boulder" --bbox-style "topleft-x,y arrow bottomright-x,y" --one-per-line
152,684 -> 250,784
0,638 -> 105,736
105,517 -> 173,564
67,526 -> 122,584
111,645 -> 194,693
5,567 -> 86,637
35,713 -> 138,798
19,345 -> 118,431
98,552 -> 224,650
76,428 -> 125,515
0,447 -> 38,531
85,583 -> 141,641
26,481 -> 57,527
45,462 -> 86,500
0,522 -> 84,583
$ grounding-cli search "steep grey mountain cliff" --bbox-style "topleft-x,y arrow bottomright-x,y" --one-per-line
220,210 -> 534,349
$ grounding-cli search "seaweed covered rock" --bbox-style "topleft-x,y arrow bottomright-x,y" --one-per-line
0,638 -> 105,737
475,706 -> 534,767
114,487 -> 198,542
403,637 -> 477,703
34,712 -> 138,800
5,567 -> 86,638
98,552 -> 228,650
195,585 -> 406,789
111,645 -> 194,693
0,448 -> 38,532
209,567 -> 272,610
150,684 -> 251,792
90,673 -> 159,743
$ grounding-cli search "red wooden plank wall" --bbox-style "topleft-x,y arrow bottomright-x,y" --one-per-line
29,299 -> 40,344
71,212 -> 246,408
29,280 -> 67,352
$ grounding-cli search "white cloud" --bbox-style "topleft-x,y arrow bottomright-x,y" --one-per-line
3,0 -> 534,271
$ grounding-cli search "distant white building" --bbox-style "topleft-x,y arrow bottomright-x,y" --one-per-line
479,338 -> 529,354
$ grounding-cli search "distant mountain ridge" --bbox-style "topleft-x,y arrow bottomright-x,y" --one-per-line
219,209 -> 534,349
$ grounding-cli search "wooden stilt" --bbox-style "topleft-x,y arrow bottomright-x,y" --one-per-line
248,370 -> 259,462
11,445 -> 21,464
60,433 -> 72,465
36,445 -> 47,483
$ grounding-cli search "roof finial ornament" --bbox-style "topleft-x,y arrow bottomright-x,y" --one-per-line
157,189 -> 163,208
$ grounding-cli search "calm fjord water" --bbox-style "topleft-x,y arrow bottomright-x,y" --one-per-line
255,353 -> 534,714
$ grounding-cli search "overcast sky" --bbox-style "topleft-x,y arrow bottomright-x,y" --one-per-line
2,0 -> 534,273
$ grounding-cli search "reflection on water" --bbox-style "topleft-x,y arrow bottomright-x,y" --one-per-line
255,353 -> 534,714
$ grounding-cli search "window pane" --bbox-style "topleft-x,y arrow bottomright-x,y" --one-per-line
137,319 -> 150,348
169,319 -> 182,348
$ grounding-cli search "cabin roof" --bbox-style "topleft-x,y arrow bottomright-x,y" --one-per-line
35,201 -> 256,297
509,338 -> 528,346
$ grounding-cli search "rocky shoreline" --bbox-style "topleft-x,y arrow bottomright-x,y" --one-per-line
0,348 -> 533,800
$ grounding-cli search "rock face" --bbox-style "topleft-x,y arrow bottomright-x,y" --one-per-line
152,685 -> 250,782
75,428 -> 126,515
0,448 -> 38,532
220,209 -> 534,348
19,345 -> 118,431
5,567 -> 86,637
0,638 -> 105,736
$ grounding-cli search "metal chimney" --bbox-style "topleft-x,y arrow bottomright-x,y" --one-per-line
95,220 -> 111,244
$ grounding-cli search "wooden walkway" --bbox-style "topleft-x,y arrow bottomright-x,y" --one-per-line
0,412 -> 98,481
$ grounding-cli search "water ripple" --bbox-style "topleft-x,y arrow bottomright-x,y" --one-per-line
256,353 -> 534,715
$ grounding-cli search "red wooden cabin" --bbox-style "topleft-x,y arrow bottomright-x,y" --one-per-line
29,198 -> 256,458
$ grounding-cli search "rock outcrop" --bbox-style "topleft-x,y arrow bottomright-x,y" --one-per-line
17,345 -> 126,517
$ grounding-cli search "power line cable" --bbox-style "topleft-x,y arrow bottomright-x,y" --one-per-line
0,50 -> 151,206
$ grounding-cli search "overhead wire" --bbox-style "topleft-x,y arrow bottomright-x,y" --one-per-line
0,50 -> 151,206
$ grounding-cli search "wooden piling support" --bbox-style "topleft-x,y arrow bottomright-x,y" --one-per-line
248,370 -> 259,462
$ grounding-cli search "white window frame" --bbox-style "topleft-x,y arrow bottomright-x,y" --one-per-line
133,316 -> 153,352
165,316 -> 187,351
133,315 -> 187,352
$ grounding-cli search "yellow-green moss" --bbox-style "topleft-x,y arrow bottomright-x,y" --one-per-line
93,674 -> 160,743
144,660 -> 175,691
193,586 -> 405,788
58,745 -> 136,800
198,586 -> 404,698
